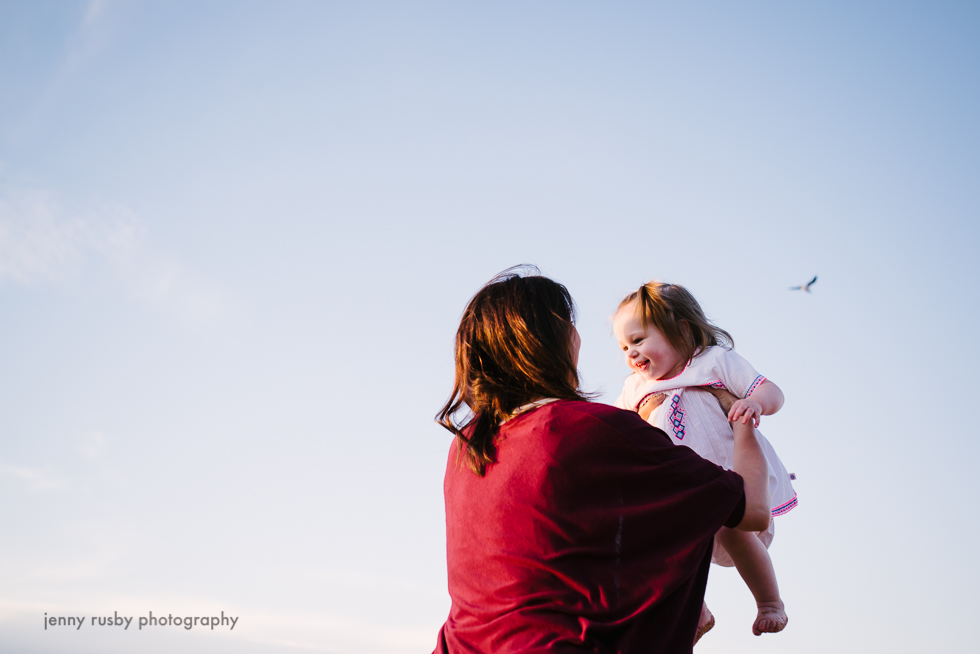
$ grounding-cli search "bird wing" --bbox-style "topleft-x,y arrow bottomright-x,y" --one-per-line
807,275 -> 817,287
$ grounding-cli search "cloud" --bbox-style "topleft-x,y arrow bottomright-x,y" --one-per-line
0,177 -> 243,327
8,1 -> 118,144
77,431 -> 108,460
0,461 -> 68,492
82,0 -> 109,29
0,182 -> 137,284
129,258 -> 244,328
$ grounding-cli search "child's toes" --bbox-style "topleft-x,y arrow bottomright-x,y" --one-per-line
752,607 -> 788,636
694,604 -> 715,645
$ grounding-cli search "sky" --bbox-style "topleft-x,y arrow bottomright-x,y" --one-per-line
1,1 -> 978,652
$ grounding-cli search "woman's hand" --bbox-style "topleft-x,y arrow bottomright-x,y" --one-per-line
728,398 -> 763,427
698,385 -> 736,414
637,393 -> 666,421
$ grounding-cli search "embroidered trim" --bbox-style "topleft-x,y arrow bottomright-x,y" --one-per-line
668,394 -> 686,441
771,493 -> 798,517
654,358 -> 692,383
745,375 -> 766,398
707,380 -> 726,389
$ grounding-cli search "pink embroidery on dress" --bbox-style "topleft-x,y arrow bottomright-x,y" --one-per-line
668,394 -> 686,440
745,375 -> 766,398
771,493 -> 798,516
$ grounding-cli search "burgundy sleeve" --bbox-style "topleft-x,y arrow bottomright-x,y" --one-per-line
723,488 -> 746,528
576,404 -> 747,536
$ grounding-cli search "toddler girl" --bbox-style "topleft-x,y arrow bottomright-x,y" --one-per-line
612,281 -> 796,642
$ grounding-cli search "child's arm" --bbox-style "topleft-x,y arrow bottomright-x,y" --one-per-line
728,380 -> 784,427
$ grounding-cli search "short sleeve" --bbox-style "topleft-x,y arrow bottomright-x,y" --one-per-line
723,491 -> 746,528
577,406 -> 747,542
713,349 -> 766,399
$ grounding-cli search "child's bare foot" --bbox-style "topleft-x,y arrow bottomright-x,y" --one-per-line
694,603 -> 715,645
752,600 -> 788,636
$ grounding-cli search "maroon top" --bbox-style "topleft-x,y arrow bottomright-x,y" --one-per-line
434,400 -> 745,654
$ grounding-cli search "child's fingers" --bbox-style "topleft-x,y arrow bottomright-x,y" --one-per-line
728,403 -> 744,422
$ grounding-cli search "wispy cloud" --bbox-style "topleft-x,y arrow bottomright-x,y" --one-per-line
64,0 -> 113,73
129,258 -> 244,328
0,182 -> 137,284
0,177 -> 243,327
0,461 -> 68,492
9,1 -> 118,143
76,431 -> 107,460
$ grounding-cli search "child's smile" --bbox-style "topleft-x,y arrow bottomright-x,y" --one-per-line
613,306 -> 687,381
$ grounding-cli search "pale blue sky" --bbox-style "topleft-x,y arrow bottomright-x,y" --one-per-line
1,2 -> 978,652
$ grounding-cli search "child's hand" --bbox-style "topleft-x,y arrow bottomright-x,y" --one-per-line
728,398 -> 763,427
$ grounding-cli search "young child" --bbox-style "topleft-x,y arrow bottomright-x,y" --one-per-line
612,281 -> 796,642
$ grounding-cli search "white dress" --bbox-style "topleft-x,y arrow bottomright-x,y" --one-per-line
614,346 -> 797,566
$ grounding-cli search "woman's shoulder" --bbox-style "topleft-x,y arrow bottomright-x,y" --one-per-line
542,400 -> 740,485
542,400 -> 672,445
514,399 -> 640,433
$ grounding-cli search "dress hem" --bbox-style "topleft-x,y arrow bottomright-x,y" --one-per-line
771,493 -> 798,517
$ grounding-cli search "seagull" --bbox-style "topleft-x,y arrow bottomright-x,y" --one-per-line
790,275 -> 817,293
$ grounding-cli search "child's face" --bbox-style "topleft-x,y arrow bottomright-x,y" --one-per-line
613,304 -> 687,381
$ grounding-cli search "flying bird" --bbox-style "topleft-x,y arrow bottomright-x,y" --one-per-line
790,275 -> 818,293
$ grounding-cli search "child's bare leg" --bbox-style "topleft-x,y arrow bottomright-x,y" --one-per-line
716,527 -> 788,636
694,602 -> 714,645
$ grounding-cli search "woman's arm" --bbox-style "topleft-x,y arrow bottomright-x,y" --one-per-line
730,419 -> 771,532
700,385 -> 771,531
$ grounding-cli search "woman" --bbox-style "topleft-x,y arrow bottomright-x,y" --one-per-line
433,267 -> 771,654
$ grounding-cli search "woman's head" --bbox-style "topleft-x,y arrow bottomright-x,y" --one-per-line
437,265 -> 586,475
614,282 -> 733,378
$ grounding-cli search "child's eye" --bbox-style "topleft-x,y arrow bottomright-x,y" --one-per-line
632,338 -> 643,345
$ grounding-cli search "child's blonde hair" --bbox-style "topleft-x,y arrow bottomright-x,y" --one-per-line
618,281 -> 734,363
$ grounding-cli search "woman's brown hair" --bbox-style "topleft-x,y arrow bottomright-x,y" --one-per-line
618,281 -> 734,363
436,265 -> 588,476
